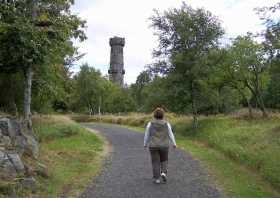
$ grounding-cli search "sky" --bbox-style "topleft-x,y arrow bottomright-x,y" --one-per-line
71,0 -> 279,85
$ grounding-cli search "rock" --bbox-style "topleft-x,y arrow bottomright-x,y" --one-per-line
6,153 -> 25,173
0,118 -> 10,136
20,177 -> 37,191
0,135 -> 12,148
0,117 -> 40,192
14,136 -> 27,155
0,151 -> 17,178
24,135 -> 39,159
0,117 -> 39,159
21,121 -> 39,159
35,162 -> 49,178
9,118 -> 22,137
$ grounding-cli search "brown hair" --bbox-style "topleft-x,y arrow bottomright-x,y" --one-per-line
153,107 -> 165,120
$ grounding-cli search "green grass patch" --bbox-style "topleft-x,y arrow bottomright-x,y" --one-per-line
176,135 -> 279,198
176,116 -> 280,190
19,115 -> 104,197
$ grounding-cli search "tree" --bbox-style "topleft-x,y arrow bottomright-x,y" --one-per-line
130,70 -> 152,110
0,0 -> 86,123
150,2 -> 224,127
256,2 -> 280,110
264,59 -> 280,109
226,35 -> 269,117
206,47 -> 253,116
71,64 -> 105,114
256,2 -> 280,58
103,86 -> 136,113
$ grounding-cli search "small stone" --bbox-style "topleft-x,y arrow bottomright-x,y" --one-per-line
20,177 -> 36,191
35,162 -> 49,178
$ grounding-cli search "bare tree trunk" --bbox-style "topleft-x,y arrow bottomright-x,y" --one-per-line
256,94 -> 268,117
22,0 -> 37,126
247,98 -> 253,118
98,96 -> 101,116
237,88 -> 253,118
245,81 -> 268,118
255,71 -> 268,117
12,101 -> 18,117
190,82 -> 198,128
23,66 -> 33,126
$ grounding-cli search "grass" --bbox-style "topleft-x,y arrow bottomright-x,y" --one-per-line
176,116 -> 280,191
16,115 -> 104,197
72,113 -> 280,198
176,136 -> 279,198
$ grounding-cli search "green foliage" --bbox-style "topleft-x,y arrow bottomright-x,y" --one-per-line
0,1 -> 86,72
130,70 -> 152,109
224,35 -> 269,116
71,64 -> 105,113
0,73 -> 23,114
264,60 -> 280,108
32,64 -> 73,113
149,2 -> 224,125
0,0 -> 86,116
255,2 -> 280,110
71,64 -> 136,114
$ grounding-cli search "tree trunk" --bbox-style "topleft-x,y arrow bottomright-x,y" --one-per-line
245,80 -> 268,117
98,96 -> 101,115
255,71 -> 268,117
235,86 -> 253,118
256,94 -> 268,117
247,98 -> 253,118
12,101 -> 18,117
190,82 -> 198,128
192,101 -> 199,128
23,66 -> 33,126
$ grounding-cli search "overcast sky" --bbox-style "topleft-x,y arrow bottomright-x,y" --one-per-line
71,0 -> 278,84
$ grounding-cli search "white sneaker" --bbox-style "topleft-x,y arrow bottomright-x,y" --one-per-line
154,179 -> 160,184
161,173 -> 167,183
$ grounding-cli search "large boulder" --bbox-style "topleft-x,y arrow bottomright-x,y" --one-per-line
0,150 -> 25,178
0,116 -> 41,194
0,117 -> 39,158
0,150 -> 17,179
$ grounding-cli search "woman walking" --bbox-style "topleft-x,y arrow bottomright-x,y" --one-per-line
144,107 -> 177,184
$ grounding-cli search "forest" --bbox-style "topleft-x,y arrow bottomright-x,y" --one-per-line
0,1 -> 280,125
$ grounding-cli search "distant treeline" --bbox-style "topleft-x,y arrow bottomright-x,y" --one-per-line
1,2 -> 280,120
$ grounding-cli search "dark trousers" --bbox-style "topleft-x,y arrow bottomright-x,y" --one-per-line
149,147 -> 169,179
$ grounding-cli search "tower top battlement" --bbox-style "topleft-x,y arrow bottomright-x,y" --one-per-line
109,37 -> 125,47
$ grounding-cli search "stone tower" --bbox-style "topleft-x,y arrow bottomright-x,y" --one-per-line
108,36 -> 125,86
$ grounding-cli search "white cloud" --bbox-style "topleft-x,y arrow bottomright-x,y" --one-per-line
72,0 -> 279,84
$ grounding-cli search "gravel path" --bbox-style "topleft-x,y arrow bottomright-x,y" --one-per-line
80,123 -> 220,198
